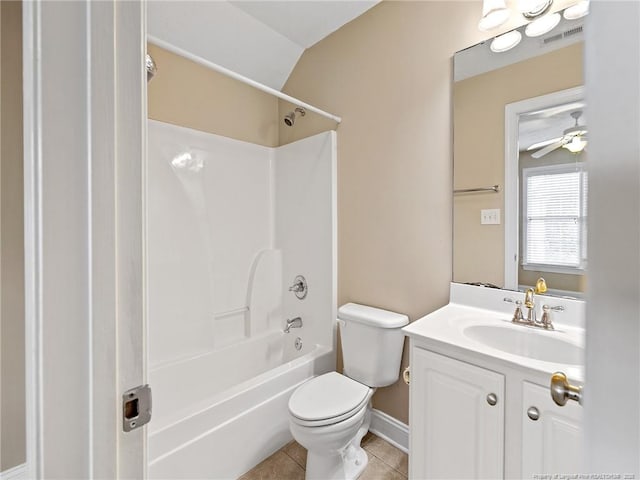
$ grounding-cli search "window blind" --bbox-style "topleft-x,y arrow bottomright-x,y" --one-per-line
522,163 -> 587,271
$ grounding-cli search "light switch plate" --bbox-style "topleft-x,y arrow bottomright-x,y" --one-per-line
481,208 -> 501,225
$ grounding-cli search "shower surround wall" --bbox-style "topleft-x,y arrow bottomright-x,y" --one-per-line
147,120 -> 335,478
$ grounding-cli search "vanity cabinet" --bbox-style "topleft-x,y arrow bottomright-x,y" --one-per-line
404,284 -> 585,478
409,345 -> 584,479
410,347 -> 504,479
521,381 -> 583,478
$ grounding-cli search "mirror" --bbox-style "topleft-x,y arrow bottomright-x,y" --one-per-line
453,14 -> 586,297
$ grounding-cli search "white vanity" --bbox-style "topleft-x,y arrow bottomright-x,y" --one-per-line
403,283 -> 585,479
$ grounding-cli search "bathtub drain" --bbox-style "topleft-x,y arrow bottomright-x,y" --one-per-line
294,337 -> 303,351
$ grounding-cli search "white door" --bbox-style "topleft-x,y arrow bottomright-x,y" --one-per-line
410,347 -> 505,479
23,1 -> 147,477
521,381 -> 583,477
584,2 -> 640,475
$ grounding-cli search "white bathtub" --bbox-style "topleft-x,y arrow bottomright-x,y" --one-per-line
148,333 -> 333,479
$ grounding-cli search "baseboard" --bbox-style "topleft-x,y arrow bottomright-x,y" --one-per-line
0,464 -> 27,480
369,409 -> 409,454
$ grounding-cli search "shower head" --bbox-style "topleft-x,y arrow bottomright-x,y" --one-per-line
283,112 -> 295,127
146,53 -> 157,83
284,107 -> 306,127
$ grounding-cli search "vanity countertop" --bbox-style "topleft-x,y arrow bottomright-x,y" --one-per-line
403,283 -> 585,382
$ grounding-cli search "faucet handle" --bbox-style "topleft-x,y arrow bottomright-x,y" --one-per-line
288,275 -> 308,300
545,305 -> 565,312
541,305 -> 554,330
512,300 -> 524,323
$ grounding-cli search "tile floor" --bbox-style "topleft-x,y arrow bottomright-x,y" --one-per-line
239,432 -> 408,480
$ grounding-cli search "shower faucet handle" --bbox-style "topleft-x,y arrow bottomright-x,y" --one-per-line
288,275 -> 308,300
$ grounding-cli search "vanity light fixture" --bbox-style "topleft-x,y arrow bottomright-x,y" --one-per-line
478,0 -> 511,31
480,0 -> 586,48
525,11 -> 561,37
490,30 -> 523,53
563,0 -> 589,20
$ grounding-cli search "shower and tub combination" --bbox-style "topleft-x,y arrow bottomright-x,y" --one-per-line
145,105 -> 337,477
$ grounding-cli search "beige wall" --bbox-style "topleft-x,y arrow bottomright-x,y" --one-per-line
280,1 -> 491,424
148,1 -> 580,425
1,0 -> 25,471
147,44 -> 280,147
453,43 -> 583,288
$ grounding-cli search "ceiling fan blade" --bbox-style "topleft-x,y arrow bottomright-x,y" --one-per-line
526,136 -> 563,152
531,138 -> 567,159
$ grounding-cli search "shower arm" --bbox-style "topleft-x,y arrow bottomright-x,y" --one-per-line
147,35 -> 342,125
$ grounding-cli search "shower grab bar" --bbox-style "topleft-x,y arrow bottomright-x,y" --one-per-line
454,184 -> 501,194
147,35 -> 342,124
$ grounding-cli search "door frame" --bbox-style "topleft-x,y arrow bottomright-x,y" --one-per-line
22,1 -> 146,477
19,0 -> 640,478
503,86 -> 585,291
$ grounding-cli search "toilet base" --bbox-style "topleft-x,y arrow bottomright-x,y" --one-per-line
304,410 -> 371,480
306,439 -> 368,480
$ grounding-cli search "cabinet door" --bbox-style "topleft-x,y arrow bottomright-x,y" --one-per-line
522,381 -> 583,477
410,348 -> 505,479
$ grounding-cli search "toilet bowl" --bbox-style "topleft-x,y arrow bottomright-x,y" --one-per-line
289,372 -> 374,480
287,303 -> 409,480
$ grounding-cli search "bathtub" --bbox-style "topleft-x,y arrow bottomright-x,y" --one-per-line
148,332 -> 334,479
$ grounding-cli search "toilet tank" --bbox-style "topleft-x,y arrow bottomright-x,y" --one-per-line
338,303 -> 409,387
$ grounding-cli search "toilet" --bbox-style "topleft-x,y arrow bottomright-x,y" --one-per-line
288,303 -> 409,480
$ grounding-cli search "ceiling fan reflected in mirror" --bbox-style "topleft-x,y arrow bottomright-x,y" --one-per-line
528,110 -> 588,158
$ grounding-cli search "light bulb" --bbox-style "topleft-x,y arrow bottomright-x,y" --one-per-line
478,0 -> 511,31
563,136 -> 587,153
525,12 -> 561,37
564,1 -> 589,20
490,30 -> 523,53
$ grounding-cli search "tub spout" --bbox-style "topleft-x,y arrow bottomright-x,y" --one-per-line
284,317 -> 303,333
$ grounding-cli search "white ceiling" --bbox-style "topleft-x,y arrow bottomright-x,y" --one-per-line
519,101 -> 587,152
148,0 -> 379,90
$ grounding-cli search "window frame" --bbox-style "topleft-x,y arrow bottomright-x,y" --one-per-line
521,161 -> 587,275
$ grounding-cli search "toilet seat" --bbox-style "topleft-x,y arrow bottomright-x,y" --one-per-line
289,372 -> 372,427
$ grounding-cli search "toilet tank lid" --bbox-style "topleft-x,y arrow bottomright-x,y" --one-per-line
338,303 -> 409,328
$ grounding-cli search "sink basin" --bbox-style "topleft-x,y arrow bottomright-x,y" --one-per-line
463,324 -> 584,365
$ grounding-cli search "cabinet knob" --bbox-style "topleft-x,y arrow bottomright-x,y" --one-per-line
486,393 -> 498,406
527,406 -> 540,421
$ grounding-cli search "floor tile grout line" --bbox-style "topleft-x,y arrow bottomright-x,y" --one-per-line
280,445 -> 307,471
264,435 -> 407,479
362,445 -> 408,478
